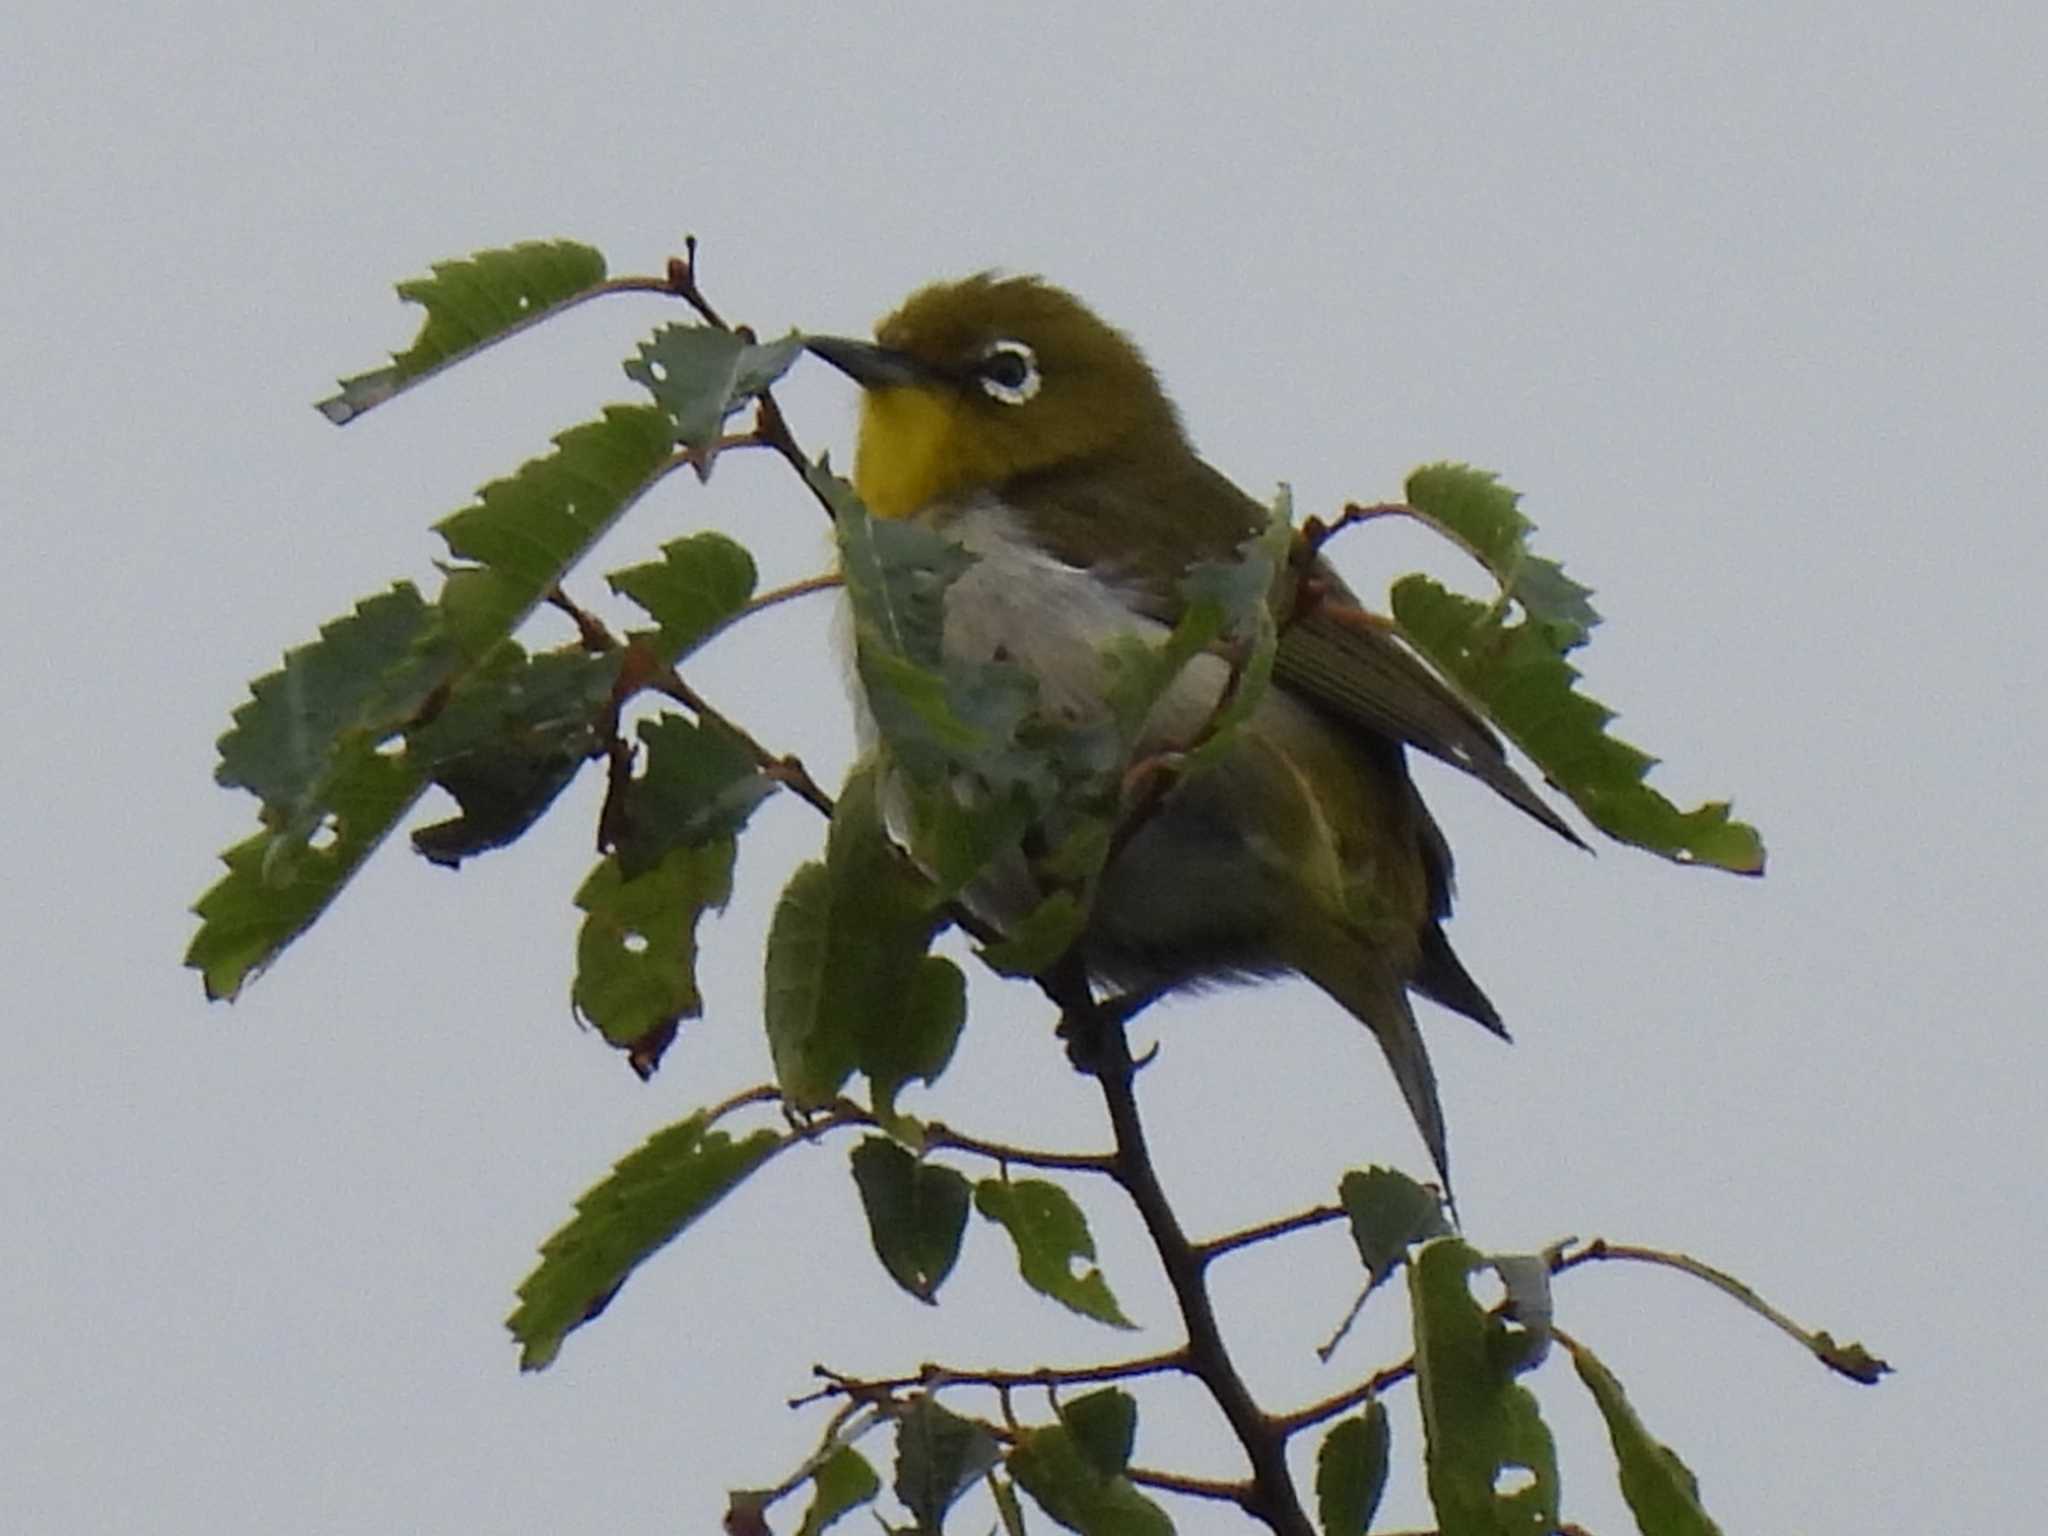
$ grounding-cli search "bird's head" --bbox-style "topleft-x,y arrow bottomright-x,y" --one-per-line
807,274 -> 1187,521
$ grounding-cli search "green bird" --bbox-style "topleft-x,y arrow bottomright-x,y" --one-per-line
808,274 -> 1576,1188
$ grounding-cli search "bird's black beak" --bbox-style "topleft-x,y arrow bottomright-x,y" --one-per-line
804,335 -> 939,391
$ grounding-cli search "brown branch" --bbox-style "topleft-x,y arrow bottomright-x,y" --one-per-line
819,1100 -> 1116,1175
1076,1012 -> 1315,1536
1195,1203 -> 1346,1264
1272,1355 -> 1417,1437
646,669 -> 837,820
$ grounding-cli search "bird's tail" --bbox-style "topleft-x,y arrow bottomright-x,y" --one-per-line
1295,937 -> 1454,1199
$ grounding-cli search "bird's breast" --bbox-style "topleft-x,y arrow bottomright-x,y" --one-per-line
935,497 -> 1229,741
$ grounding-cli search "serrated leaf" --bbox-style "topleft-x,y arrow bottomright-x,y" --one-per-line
571,839 -> 736,1068
608,531 -> 758,660
625,324 -> 804,469
187,742 -> 425,1000
1410,1238 -> 1560,1535
1404,464 -> 1600,647
894,1396 -> 1001,1531
849,1138 -> 971,1303
762,764 -> 954,1110
1315,1403 -> 1390,1536
796,1446 -> 882,1536
406,643 -> 619,867
1391,574 -> 1765,874
1339,1167 -> 1452,1294
213,582 -> 449,832
434,405 -> 678,659
974,1179 -> 1134,1330
608,713 -> 776,878
1567,1339 -> 1722,1536
508,1110 -> 782,1370
319,240 -> 609,423
1006,1418 -> 1172,1536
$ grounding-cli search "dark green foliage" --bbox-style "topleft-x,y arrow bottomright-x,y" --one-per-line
320,240 -> 608,423
1314,1403 -> 1390,1536
508,1110 -> 782,1370
1568,1340 -> 1724,1536
894,1396 -> 1002,1531
1007,1393 -> 1171,1536
1339,1166 -> 1452,1295
974,1178 -> 1133,1329
1410,1239 -> 1559,1534
571,840 -> 737,1067
795,1447 -> 882,1536
762,765 -> 964,1118
850,1138 -> 973,1303
1392,464 -> 1764,874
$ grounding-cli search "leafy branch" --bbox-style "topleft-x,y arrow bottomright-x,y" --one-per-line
194,236 -> 1873,1536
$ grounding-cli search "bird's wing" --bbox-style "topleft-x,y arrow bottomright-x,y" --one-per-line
1275,599 -> 1585,848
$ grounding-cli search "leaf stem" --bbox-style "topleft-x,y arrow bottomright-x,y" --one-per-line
1550,1237 -> 1890,1383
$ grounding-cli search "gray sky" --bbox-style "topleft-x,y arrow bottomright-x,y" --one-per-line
6,2 -> 2042,1531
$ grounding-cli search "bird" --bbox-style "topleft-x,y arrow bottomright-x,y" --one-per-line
806,274 -> 1576,1190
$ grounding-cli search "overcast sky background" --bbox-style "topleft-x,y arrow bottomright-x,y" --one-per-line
6,3 -> 2043,1532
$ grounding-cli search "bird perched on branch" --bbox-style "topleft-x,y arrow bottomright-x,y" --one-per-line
808,275 -> 1575,1190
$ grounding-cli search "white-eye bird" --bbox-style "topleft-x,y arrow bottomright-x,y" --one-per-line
808,275 -> 1575,1187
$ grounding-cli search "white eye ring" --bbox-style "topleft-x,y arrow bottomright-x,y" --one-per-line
976,339 -> 1041,405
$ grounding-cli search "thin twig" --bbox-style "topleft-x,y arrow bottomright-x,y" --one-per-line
1272,1355 -> 1417,1437
814,1101 -> 1114,1174
1195,1203 -> 1346,1264
647,669 -> 837,819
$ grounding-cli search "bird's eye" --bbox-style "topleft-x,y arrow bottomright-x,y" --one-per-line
975,339 -> 1041,405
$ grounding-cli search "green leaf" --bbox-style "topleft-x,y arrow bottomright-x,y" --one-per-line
434,405 -> 678,658
796,1446 -> 882,1536
1391,574 -> 1765,874
894,1396 -> 1001,1532
1384,463 -> 1762,874
187,742 -> 426,1000
608,713 -> 776,878
624,324 -> 804,468
1057,1391 -> 1137,1479
570,839 -> 737,1070
1006,1416 -> 1172,1536
319,240 -> 609,423
849,1138 -> 972,1303
1339,1167 -> 1452,1294
1568,1339 -> 1723,1536
508,1110 -> 782,1370
1404,464 -> 1600,647
1315,1403 -> 1391,1536
1410,1238 -> 1560,1535
1105,497 -> 1289,763
976,890 -> 1089,977
406,643 -> 619,867
213,582 -> 449,834
974,1178 -> 1134,1330
762,764 -> 956,1110
607,531 -> 758,661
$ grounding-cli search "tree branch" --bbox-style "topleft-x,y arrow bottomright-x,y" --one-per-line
1077,1012 -> 1315,1536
